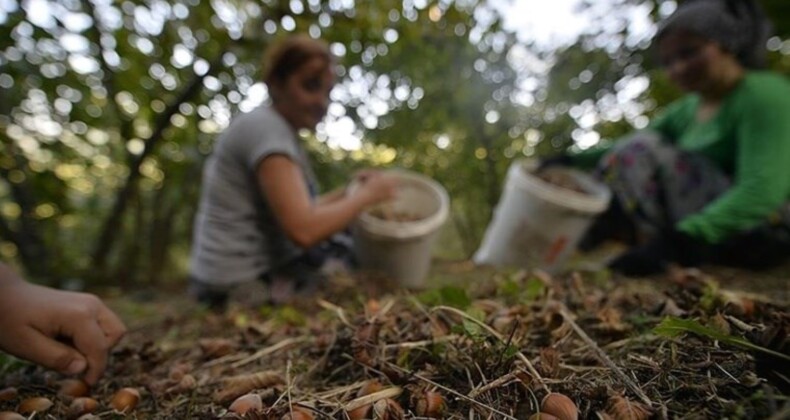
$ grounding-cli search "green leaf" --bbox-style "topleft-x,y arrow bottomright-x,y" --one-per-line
654,317 -> 790,362
498,278 -> 521,299
438,286 -> 472,309
523,277 -> 546,301
462,318 -> 483,337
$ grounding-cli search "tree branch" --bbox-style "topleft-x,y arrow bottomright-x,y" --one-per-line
91,52 -> 226,272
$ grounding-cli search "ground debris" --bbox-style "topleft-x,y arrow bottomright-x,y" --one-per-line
1,263 -> 787,419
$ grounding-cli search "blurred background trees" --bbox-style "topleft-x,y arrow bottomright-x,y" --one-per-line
1,0 -> 788,288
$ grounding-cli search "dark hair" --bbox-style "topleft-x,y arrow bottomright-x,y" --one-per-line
655,0 -> 773,68
262,34 -> 332,85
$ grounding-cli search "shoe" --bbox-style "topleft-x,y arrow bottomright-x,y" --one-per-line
188,279 -> 229,311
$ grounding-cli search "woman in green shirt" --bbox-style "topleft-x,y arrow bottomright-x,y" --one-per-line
548,0 -> 790,275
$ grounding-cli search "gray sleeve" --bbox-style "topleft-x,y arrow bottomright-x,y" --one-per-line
225,107 -> 300,172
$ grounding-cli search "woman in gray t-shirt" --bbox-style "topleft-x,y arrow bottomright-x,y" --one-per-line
189,35 -> 398,309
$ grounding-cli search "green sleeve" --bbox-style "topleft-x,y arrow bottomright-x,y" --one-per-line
678,84 -> 790,243
647,96 -> 696,142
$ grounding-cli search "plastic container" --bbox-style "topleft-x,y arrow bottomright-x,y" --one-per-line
352,170 -> 450,288
473,159 -> 611,271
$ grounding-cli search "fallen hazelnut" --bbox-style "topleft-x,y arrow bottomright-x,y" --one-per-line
0,412 -> 25,420
413,390 -> 445,418
69,397 -> 99,417
58,379 -> 90,398
178,374 -> 197,391
358,380 -> 384,397
228,393 -> 263,415
347,403 -> 372,420
528,413 -> 560,420
372,398 -> 404,420
541,393 -> 578,420
167,362 -> 193,381
110,387 -> 140,412
198,338 -> 236,359
282,406 -> 315,420
17,397 -> 54,415
0,388 -> 17,402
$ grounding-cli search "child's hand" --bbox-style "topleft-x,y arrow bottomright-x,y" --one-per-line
0,275 -> 126,385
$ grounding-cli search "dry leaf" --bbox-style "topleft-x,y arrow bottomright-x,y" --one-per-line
352,321 -> 381,366
199,338 -> 236,359
213,371 -> 285,403
538,347 -> 560,378
605,395 -> 651,420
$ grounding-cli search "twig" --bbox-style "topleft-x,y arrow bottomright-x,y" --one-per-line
467,372 -> 518,398
432,305 -> 549,393
385,362 -> 518,420
286,359 -> 293,410
383,335 -> 456,350
369,298 -> 396,322
344,387 -> 403,411
317,299 -> 353,327
432,305 -> 503,340
555,301 -> 653,407
200,352 -> 250,370
231,337 -> 307,369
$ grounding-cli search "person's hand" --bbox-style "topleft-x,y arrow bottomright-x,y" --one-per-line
0,275 -> 126,385
607,238 -> 668,276
355,172 -> 400,206
351,169 -> 380,183
607,229 -> 710,276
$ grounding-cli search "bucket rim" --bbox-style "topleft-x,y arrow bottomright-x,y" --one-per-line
512,159 -> 611,214
354,169 -> 450,239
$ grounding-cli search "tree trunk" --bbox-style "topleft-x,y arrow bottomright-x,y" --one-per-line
91,53 -> 225,276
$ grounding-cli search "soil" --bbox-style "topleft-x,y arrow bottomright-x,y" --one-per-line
535,169 -> 588,195
0,261 -> 787,419
368,207 -> 423,222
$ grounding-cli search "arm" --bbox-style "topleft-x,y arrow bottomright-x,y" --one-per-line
316,187 -> 347,206
258,155 -> 398,248
0,263 -> 126,385
678,90 -> 790,243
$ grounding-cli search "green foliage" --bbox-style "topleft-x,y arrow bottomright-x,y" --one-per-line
497,271 -> 547,304
417,285 -> 471,309
654,316 -> 790,362
1,0 -> 789,286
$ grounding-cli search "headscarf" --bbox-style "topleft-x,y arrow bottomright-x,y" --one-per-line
655,0 -> 773,68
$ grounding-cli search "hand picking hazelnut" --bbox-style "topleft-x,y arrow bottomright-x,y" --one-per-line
17,397 -> 54,415
110,387 -> 140,412
540,393 -> 578,420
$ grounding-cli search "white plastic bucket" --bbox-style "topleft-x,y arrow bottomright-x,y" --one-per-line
352,170 -> 450,288
473,159 -> 611,271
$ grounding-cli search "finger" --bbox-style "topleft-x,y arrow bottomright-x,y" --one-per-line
68,319 -> 111,385
7,327 -> 87,377
95,303 -> 127,347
